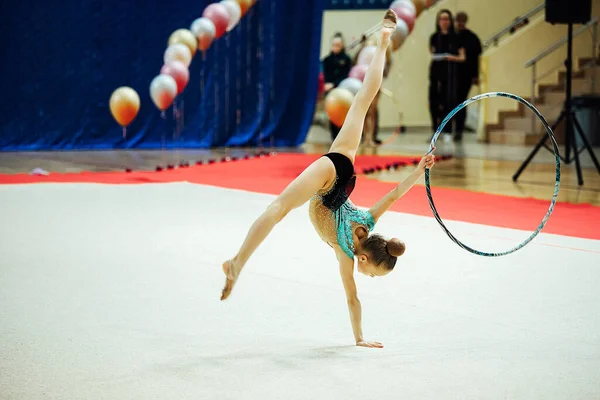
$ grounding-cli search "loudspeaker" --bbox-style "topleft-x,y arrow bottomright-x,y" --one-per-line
546,0 -> 592,24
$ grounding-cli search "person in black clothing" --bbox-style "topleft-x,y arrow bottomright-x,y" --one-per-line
454,12 -> 482,140
428,9 -> 465,140
322,33 -> 352,140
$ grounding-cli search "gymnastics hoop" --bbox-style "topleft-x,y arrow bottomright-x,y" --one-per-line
425,92 -> 561,257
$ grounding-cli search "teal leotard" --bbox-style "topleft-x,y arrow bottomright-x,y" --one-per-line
335,201 -> 376,259
316,153 -> 376,259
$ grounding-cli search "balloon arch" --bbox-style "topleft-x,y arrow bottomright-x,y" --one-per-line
109,0 -> 257,137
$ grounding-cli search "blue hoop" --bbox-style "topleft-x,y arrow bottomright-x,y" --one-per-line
425,92 -> 561,257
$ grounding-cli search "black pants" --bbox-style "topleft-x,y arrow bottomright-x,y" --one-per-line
455,77 -> 473,136
373,108 -> 380,142
429,79 -> 455,134
329,121 -> 341,140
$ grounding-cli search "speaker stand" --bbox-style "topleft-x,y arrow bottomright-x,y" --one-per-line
513,23 -> 600,186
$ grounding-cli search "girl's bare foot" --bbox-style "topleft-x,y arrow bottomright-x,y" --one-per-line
383,9 -> 398,28
220,259 -> 241,300
380,10 -> 397,46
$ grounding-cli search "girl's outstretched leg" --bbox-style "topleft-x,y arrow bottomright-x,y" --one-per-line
220,157 -> 336,300
329,9 -> 397,161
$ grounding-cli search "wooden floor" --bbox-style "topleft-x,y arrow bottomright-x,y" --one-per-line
1,127 -> 599,206
303,128 -> 600,206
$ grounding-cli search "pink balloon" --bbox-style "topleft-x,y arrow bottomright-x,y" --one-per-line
349,64 -> 369,82
390,0 -> 416,18
202,3 -> 230,39
396,7 -> 416,32
160,61 -> 190,94
357,45 -> 377,66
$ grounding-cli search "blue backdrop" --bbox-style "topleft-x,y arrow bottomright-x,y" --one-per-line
325,0 -> 390,10
0,0 -> 325,150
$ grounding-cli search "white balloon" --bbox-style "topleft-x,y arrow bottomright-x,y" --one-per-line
164,43 -> 192,67
396,19 -> 409,38
191,17 -> 216,38
191,17 -> 216,52
391,19 -> 410,51
150,74 -> 178,111
338,78 -> 363,96
391,0 -> 416,15
220,0 -> 242,32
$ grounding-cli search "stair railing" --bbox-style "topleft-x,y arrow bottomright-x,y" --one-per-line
484,3 -> 545,49
524,17 -> 598,134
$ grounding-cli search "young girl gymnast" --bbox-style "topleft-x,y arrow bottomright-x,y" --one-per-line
221,9 -> 436,348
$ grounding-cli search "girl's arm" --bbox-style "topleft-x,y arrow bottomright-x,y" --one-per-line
368,153 -> 436,222
335,245 -> 383,348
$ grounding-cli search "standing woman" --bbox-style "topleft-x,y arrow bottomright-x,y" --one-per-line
428,9 -> 465,140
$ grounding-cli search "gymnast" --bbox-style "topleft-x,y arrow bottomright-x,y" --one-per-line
221,9 -> 436,349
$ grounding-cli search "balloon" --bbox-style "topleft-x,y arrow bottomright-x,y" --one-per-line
191,18 -> 216,52
411,0 -> 426,16
391,19 -> 410,51
325,88 -> 354,127
338,78 -> 363,96
391,0 -> 416,16
160,61 -> 189,94
357,45 -> 377,66
221,0 -> 241,31
150,74 -> 178,111
203,3 -> 230,39
396,6 -> 416,32
164,43 -> 192,68
109,87 -> 140,127
235,0 -> 253,16
349,64 -> 369,82
168,29 -> 197,56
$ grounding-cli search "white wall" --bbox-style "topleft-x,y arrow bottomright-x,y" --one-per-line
319,0 -> 560,128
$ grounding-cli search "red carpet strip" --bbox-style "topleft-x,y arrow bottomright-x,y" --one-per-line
0,153 -> 597,240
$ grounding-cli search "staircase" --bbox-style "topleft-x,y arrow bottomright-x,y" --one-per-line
487,56 -> 600,145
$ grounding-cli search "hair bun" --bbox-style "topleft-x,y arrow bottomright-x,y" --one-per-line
386,238 -> 406,257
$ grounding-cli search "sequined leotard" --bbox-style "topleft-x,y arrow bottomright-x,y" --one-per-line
308,153 -> 376,259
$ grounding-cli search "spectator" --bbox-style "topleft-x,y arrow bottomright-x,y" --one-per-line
455,11 -> 482,141
322,33 -> 352,140
429,9 -> 465,141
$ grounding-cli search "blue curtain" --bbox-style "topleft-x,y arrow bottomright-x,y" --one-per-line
325,0 -> 390,10
0,0 -> 325,150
